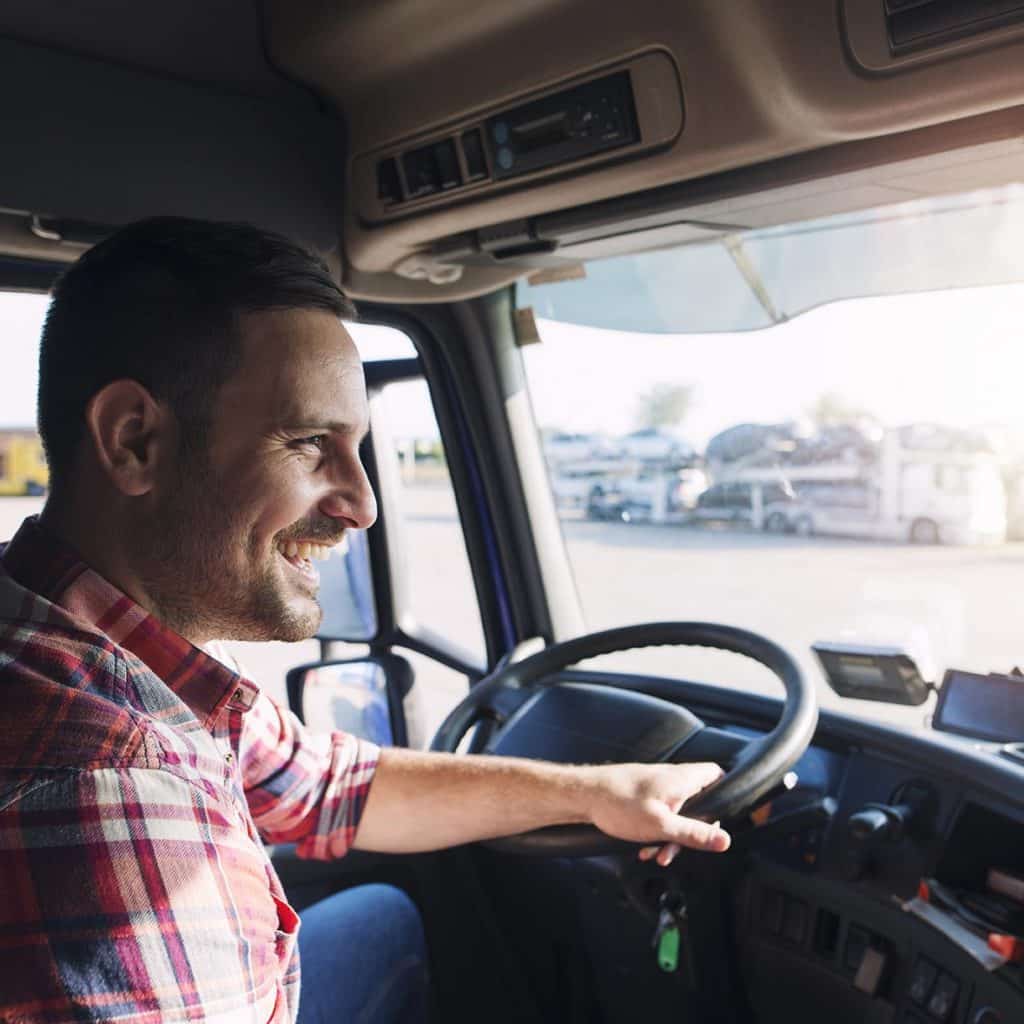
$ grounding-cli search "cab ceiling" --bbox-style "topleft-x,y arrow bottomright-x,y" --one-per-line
2,1 -> 1024,304
266,0 -> 1024,302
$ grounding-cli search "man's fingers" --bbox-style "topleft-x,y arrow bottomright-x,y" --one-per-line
657,842 -> 681,866
658,810 -> 731,853
637,843 -> 682,866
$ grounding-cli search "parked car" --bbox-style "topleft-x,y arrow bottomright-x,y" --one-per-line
692,480 -> 797,528
616,428 -> 694,463
587,466 -> 708,523
542,431 -> 614,465
549,459 -> 624,509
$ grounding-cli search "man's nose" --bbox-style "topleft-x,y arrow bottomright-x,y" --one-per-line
319,459 -> 378,530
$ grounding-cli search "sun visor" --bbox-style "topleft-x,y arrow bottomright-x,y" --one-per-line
516,185 -> 1024,334
0,36 -> 344,260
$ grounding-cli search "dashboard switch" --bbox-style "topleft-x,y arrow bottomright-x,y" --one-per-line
926,972 -> 959,1021
909,957 -> 939,1006
461,129 -> 488,181
376,158 -> 402,205
431,139 -> 461,190
402,146 -> 441,198
854,946 -> 887,996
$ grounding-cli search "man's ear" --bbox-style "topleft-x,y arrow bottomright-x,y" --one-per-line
83,379 -> 169,496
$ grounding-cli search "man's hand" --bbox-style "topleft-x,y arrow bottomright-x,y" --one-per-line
581,761 -> 731,866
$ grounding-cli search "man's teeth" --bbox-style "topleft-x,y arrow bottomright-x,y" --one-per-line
277,541 -> 335,562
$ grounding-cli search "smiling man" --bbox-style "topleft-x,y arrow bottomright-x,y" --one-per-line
0,218 -> 730,1024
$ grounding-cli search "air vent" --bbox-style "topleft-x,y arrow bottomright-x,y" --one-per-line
886,0 -> 1024,53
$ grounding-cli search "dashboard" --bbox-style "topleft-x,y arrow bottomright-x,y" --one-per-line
489,668 -> 1024,1024
731,719 -> 1024,1024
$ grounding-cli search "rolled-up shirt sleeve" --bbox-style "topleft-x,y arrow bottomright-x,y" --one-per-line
238,691 -> 380,860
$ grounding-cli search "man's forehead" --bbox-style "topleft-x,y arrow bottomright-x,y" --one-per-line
221,308 -> 368,422
237,307 -> 362,368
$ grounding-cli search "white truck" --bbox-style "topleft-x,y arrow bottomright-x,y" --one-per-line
716,426 -> 1007,544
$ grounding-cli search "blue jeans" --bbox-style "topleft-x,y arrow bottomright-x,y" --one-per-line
297,883 -> 430,1024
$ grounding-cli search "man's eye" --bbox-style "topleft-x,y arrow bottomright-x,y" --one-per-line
297,435 -> 327,451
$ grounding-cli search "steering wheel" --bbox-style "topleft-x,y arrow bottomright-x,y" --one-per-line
431,622 -> 818,856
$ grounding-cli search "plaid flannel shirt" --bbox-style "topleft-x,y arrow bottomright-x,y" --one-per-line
0,517 -> 380,1023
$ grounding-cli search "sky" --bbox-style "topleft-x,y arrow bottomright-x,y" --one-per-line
5,282 -> 1024,450
522,282 -> 1024,449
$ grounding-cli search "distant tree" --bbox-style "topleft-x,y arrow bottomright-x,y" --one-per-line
635,383 -> 694,430
808,392 -> 874,428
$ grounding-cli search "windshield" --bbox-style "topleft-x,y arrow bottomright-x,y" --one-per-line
519,184 -> 1024,731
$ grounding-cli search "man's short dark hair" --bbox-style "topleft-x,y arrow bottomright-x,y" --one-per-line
38,216 -> 354,484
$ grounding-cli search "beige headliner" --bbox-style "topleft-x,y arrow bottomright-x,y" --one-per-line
265,0 -> 1024,303
3,2 -> 1024,304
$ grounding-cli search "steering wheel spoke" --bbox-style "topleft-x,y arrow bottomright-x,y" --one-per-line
667,725 -> 747,769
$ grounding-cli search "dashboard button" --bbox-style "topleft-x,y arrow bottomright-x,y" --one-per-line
402,146 -> 441,198
909,957 -> 939,1006
376,157 -> 402,204
926,972 -> 959,1021
431,139 -> 461,190
854,946 -> 887,996
461,130 -> 487,181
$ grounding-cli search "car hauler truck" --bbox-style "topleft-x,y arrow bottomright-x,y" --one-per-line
715,425 -> 1007,544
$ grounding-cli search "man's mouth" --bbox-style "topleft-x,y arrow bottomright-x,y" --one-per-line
275,539 -> 338,587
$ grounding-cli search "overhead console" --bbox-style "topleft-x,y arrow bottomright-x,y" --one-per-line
352,51 -> 683,225
843,0 -> 1024,71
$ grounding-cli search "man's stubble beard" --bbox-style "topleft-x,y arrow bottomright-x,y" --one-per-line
135,449 -> 323,644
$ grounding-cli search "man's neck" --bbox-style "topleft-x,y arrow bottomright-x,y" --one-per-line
38,493 -> 176,635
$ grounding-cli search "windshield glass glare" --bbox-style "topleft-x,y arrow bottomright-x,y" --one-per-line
519,185 -> 1024,731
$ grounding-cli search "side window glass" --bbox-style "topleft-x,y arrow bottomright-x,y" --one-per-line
375,375 -> 486,663
349,325 -> 484,746
0,290 -> 50,540
342,321 -> 484,663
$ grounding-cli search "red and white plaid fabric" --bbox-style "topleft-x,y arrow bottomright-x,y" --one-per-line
0,517 -> 380,1022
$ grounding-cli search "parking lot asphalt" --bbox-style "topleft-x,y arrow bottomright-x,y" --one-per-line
5,488 -> 1022,739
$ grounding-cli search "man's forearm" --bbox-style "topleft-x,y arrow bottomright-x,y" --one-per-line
350,748 -> 730,856
351,748 -> 594,853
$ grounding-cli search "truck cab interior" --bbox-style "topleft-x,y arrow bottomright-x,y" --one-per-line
4,3 -> 1024,1023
